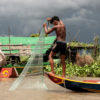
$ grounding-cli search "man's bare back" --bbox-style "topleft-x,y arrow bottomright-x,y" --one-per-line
55,21 -> 66,41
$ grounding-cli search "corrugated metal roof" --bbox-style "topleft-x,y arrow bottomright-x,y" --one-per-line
0,36 -> 56,45
0,36 -> 56,54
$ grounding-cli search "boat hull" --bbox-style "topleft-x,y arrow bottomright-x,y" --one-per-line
45,72 -> 100,92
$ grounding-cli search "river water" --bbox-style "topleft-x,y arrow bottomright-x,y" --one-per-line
0,77 -> 100,100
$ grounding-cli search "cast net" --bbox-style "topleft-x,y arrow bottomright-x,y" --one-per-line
9,27 -> 48,90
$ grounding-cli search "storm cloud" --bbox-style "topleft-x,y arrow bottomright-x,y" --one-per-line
0,0 -> 100,42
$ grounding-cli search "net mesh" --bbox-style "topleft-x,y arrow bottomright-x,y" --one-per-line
9,28 -> 48,90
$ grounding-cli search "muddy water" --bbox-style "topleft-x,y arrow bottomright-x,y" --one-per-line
0,77 -> 100,100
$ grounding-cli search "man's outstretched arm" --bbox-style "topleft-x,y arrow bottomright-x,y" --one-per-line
43,23 -> 56,35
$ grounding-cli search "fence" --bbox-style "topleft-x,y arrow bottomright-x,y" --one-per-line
0,44 -> 52,56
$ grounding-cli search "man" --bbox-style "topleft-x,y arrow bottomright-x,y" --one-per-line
43,16 -> 66,77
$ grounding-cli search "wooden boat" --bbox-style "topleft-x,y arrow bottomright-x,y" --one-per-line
45,72 -> 100,92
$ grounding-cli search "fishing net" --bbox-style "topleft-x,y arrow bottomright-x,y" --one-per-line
9,27 -> 48,90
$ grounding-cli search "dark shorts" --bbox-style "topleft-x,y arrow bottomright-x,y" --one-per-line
52,41 -> 67,55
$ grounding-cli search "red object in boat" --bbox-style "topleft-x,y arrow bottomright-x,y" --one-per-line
0,68 -> 18,78
83,80 -> 100,83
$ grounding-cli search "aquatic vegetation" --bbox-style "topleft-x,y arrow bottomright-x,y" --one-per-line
67,41 -> 94,47
44,61 -> 100,77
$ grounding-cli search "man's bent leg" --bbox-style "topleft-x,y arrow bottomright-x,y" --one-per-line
49,51 -> 56,75
60,55 -> 66,77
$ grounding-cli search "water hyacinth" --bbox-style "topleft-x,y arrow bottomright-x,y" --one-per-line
44,60 -> 100,77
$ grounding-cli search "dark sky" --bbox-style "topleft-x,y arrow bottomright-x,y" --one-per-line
0,0 -> 100,43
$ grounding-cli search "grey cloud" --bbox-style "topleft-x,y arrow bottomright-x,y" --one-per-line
0,0 -> 100,42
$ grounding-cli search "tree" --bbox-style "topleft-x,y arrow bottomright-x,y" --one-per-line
30,33 -> 40,37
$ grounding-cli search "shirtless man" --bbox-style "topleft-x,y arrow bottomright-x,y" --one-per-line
43,16 -> 66,77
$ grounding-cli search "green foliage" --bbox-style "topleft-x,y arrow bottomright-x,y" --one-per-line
19,56 -> 29,65
30,33 -> 48,37
67,41 -> 94,47
44,61 -> 100,77
3,64 -> 12,68
93,34 -> 99,45
30,33 -> 40,37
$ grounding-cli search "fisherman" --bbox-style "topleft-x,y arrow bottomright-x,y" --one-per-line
43,16 -> 66,77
